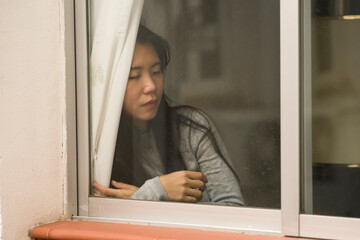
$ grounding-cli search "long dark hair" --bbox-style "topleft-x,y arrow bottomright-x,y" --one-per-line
110,25 -> 239,188
110,25 -> 185,187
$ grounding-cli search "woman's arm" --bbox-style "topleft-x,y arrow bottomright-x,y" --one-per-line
192,113 -> 245,206
196,132 -> 245,206
92,181 -> 139,198
93,171 -> 207,203
92,177 -> 168,201
159,170 -> 207,202
130,176 -> 168,201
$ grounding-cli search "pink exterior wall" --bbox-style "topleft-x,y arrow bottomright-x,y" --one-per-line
0,0 -> 67,239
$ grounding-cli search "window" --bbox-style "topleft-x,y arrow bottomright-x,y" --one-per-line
73,0 -> 360,239
88,0 -> 280,209
299,0 -> 360,239
303,0 -> 360,219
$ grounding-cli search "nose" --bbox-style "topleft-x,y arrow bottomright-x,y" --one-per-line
142,73 -> 156,94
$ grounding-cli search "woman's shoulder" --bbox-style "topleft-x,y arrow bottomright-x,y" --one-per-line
171,105 -> 212,131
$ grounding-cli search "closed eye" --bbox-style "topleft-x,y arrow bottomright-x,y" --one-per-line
129,75 -> 140,80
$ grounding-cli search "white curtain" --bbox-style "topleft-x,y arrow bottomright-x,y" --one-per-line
90,0 -> 144,187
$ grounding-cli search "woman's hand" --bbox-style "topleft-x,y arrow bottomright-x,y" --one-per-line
92,181 -> 139,199
159,171 -> 208,203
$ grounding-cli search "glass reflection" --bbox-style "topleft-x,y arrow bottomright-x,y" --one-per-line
303,0 -> 360,217
90,0 -> 280,208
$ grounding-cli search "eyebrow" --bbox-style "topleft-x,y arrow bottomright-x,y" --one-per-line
130,62 -> 161,71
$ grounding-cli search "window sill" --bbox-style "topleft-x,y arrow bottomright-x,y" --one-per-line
30,220 -> 307,240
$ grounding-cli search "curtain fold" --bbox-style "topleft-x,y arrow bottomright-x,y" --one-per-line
90,0 -> 144,187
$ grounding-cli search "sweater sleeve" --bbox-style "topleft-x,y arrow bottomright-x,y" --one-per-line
130,176 -> 169,201
196,131 -> 245,206
193,115 -> 245,206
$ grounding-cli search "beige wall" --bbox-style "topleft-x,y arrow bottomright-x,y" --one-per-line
0,0 -> 69,239
312,19 -> 360,164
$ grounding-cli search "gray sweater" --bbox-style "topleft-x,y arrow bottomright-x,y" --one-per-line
131,107 -> 245,206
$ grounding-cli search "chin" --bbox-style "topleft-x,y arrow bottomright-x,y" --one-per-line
141,112 -> 158,121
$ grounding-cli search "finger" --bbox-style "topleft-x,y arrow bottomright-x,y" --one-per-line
93,182 -> 119,197
202,175 -> 208,183
111,180 -> 132,189
93,182 -> 108,195
185,171 -> 208,183
186,179 -> 205,191
185,188 -> 203,200
102,188 -> 123,198
182,196 -> 198,203
92,192 -> 105,197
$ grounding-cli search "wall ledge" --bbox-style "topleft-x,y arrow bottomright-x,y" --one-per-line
30,220 -> 308,240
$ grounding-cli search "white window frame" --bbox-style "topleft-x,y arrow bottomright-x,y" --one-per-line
70,0 -> 360,239
298,1 -> 360,239
280,0 -> 300,236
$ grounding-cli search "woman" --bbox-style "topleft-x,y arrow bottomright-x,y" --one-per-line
93,24 -> 244,206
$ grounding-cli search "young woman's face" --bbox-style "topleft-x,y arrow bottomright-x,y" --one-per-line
123,43 -> 164,130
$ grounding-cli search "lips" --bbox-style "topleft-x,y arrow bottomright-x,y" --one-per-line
142,99 -> 157,107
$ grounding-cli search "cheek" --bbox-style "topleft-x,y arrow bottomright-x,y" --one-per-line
157,77 -> 164,94
123,85 -> 137,113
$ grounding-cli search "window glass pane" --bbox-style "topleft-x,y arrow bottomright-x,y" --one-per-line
302,0 -> 360,217
89,0 -> 280,209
